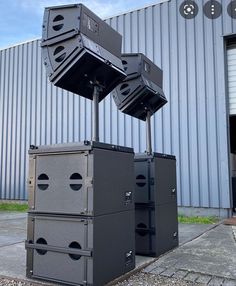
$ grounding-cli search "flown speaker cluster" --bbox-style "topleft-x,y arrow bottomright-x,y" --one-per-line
25,3 -> 178,286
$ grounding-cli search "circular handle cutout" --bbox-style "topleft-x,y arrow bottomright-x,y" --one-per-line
68,241 -> 82,260
37,174 -> 49,191
36,238 -> 47,255
52,15 -> 64,31
120,83 -> 131,96
53,46 -> 66,63
136,174 -> 146,187
136,223 -> 148,237
69,173 -> 83,191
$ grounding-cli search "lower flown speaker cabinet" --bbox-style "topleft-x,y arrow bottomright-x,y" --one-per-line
26,211 -> 135,286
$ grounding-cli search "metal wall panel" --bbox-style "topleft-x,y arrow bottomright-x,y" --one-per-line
106,0 -> 233,209
0,0 -> 233,210
0,40 -> 94,200
227,47 -> 236,115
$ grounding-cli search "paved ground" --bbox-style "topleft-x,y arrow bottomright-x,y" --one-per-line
140,224 -> 236,286
0,212 -> 235,285
0,212 -> 27,279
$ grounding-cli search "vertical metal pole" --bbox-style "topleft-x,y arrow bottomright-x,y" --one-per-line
146,110 -> 152,155
92,85 -> 99,142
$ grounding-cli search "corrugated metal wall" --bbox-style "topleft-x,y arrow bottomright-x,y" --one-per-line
0,0 -> 234,209
0,40 -> 92,199
227,46 -> 236,115
106,0 -> 236,210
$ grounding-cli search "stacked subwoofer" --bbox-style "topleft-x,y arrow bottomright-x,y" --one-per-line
134,153 -> 178,256
26,141 -> 135,286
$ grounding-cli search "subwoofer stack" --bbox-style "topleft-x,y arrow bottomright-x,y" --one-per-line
112,53 -> 179,257
134,153 -> 178,256
25,4 -> 135,286
26,142 -> 135,286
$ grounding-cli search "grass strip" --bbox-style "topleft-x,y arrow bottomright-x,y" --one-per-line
178,214 -> 219,224
0,203 -> 28,212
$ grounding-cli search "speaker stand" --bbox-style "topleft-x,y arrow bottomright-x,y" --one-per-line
91,81 -> 103,142
146,110 -> 152,155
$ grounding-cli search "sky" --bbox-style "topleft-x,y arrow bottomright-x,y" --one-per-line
0,0 -> 159,50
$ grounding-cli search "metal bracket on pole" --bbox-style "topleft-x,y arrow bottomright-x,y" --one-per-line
146,110 -> 152,155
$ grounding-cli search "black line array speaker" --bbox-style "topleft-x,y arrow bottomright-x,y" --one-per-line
134,153 -> 179,257
41,4 -> 126,101
112,53 -> 167,120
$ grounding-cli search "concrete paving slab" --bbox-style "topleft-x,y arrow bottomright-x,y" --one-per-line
0,213 -> 27,279
135,256 -> 155,268
178,223 -> 214,245
144,224 -> 236,282
0,212 -> 26,247
160,268 -> 176,277
184,272 -> 199,282
208,277 -> 224,286
196,274 -> 212,284
223,279 -> 236,286
172,270 -> 188,279
0,242 -> 26,279
149,267 -> 166,275
142,223 -> 214,272
0,212 -> 27,220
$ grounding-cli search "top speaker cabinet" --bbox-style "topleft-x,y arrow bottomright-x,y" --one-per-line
41,4 -> 126,101
112,53 -> 167,120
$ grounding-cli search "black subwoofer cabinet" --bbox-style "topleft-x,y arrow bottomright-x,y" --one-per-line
27,141 -> 134,216
26,212 -> 135,286
134,153 -> 178,257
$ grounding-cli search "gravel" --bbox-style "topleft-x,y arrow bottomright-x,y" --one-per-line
0,277 -> 57,286
0,272 -> 202,286
114,272 -> 203,286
